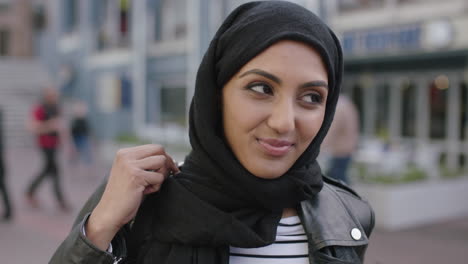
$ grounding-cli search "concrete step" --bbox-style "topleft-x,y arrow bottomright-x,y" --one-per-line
0,59 -> 50,147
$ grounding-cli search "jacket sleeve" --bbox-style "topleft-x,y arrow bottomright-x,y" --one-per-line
49,179 -> 126,264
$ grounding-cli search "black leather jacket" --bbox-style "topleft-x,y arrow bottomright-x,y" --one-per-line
50,176 -> 374,264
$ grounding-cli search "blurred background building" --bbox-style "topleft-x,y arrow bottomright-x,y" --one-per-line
37,0 -> 322,149
329,0 -> 468,174
0,0 -> 466,174
29,0 -> 467,171
0,0 -> 49,148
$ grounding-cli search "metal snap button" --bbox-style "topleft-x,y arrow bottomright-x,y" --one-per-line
351,228 -> 362,240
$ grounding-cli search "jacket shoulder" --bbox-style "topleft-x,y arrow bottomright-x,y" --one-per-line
322,176 -> 375,238
323,175 -> 361,197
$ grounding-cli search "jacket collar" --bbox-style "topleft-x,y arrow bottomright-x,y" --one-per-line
298,182 -> 369,250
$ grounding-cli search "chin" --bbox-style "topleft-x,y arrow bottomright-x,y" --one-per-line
249,167 -> 287,179
242,156 -> 294,179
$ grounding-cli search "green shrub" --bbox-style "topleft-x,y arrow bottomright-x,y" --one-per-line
115,133 -> 151,145
353,163 -> 427,185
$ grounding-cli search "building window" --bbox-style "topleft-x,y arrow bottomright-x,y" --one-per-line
0,29 -> 9,56
146,84 -> 159,125
401,81 -> 417,137
351,84 -> 365,133
119,0 -> 130,38
120,74 -> 132,109
160,86 -> 186,126
461,82 -> 468,141
337,0 -> 385,12
145,84 -> 187,127
429,75 -> 449,139
375,83 -> 389,139
155,0 -> 187,42
33,4 -> 47,31
63,0 -> 78,33
93,0 -> 111,50
96,73 -> 132,113
94,0 -> 109,50
94,0 -> 131,50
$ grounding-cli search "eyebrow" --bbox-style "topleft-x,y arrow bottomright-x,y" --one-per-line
239,69 -> 281,84
238,68 -> 328,89
299,80 -> 328,90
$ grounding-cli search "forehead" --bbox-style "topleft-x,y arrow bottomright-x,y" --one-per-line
235,40 -> 328,79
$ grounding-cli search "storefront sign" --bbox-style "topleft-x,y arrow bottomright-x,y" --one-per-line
342,24 -> 422,55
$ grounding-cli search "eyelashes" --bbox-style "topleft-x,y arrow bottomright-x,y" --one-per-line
245,81 -> 325,105
301,93 -> 324,104
247,82 -> 273,95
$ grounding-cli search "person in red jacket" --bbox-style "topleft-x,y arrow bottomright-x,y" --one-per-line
25,87 -> 70,211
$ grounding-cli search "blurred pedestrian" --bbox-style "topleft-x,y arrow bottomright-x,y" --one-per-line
0,107 -> 12,221
51,2 -> 374,263
322,94 -> 360,184
70,100 -> 92,165
25,87 -> 70,212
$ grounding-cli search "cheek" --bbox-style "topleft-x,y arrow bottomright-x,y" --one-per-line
298,110 -> 325,145
224,98 -> 265,133
223,93 -> 255,150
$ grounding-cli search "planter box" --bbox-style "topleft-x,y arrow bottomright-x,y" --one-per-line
353,177 -> 468,231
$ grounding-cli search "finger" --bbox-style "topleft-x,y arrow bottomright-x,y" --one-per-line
121,144 -> 166,160
136,155 -> 167,172
164,154 -> 180,174
142,170 -> 166,186
136,154 -> 180,177
143,184 -> 161,195
140,171 -> 165,194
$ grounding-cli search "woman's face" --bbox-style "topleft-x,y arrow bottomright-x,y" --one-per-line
222,40 -> 329,179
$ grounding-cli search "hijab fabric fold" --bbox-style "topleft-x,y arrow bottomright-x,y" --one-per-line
129,1 -> 343,263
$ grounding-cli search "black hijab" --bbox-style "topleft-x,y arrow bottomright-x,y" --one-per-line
129,1 -> 342,263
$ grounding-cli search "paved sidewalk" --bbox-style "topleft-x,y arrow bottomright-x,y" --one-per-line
365,217 -> 468,263
0,147 -> 467,263
0,147 -> 110,263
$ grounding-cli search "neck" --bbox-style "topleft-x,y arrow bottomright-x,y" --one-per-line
281,208 -> 297,218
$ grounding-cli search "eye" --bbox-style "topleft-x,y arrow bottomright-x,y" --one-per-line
301,92 -> 323,104
247,82 -> 273,95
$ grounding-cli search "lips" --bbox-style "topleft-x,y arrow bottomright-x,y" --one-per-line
257,138 -> 294,157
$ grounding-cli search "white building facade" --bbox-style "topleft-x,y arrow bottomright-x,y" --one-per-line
326,0 -> 468,171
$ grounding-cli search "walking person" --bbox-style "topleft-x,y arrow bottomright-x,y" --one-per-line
25,87 -> 70,211
322,94 -> 360,184
0,107 -> 12,221
70,100 -> 92,165
51,2 -> 374,263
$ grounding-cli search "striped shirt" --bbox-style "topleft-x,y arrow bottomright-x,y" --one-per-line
229,216 -> 309,264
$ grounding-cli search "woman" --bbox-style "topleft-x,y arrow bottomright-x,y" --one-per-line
51,1 -> 374,263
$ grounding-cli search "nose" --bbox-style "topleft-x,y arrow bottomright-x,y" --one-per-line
266,99 -> 295,134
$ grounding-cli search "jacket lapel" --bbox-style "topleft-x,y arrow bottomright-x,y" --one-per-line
299,183 -> 369,251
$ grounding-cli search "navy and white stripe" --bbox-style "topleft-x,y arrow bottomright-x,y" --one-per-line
229,216 -> 309,264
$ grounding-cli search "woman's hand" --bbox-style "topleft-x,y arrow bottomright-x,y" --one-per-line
86,144 -> 180,250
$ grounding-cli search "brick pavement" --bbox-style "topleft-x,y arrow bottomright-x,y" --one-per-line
0,146 -> 467,264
